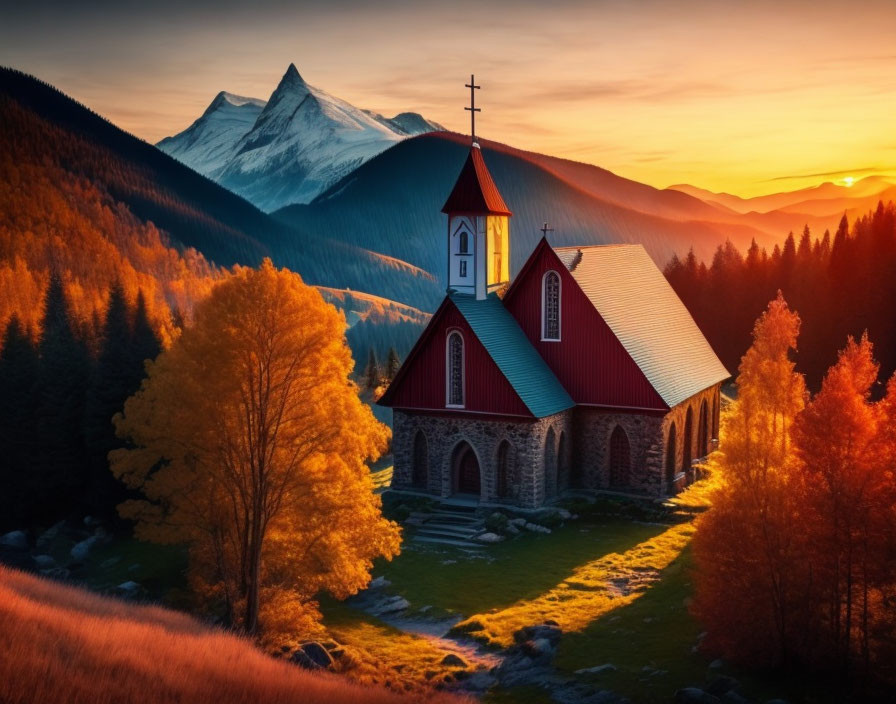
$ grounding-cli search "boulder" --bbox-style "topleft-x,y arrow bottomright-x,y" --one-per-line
706,675 -> 740,696
0,530 -> 28,550
674,688 -> 721,704
293,642 -> 334,670
557,508 -> 573,520
116,581 -> 141,598
513,622 -> 563,645
508,517 -> 527,527
574,663 -> 617,675
33,554 -> 56,569
367,575 -> 391,590
370,595 -> 410,615
476,532 -> 504,543
505,524 -> 520,535
440,653 -> 467,668
524,522 -> 551,534
70,536 -> 98,562
522,638 -> 554,657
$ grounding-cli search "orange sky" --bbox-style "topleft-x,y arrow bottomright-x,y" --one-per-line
2,0 -> 896,197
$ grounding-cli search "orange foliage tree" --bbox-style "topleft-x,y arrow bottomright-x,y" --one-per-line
111,260 -> 401,637
692,293 -> 810,666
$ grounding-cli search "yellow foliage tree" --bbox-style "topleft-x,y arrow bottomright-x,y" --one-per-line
111,260 -> 401,636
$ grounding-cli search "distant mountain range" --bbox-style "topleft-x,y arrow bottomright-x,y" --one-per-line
157,64 -> 443,211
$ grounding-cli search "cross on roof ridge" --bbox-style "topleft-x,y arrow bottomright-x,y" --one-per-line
464,74 -> 481,144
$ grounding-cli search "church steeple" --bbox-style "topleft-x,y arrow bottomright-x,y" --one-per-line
443,76 -> 511,300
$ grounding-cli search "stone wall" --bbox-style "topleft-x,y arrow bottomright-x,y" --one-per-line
391,409 -> 573,509
391,383 -> 723,505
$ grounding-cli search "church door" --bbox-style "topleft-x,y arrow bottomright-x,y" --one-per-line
455,444 -> 481,496
609,425 -> 631,487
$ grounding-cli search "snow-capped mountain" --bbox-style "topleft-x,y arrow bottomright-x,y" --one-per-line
156,92 -> 266,178
156,64 -> 443,211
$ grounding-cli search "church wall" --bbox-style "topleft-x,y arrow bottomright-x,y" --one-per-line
391,409 -> 573,509
503,241 -> 668,409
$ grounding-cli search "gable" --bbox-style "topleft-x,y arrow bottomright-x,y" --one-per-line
503,239 -> 669,410
379,298 -> 533,418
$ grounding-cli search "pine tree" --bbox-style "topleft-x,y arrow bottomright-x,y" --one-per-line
364,347 -> 380,390
0,316 -> 39,529
36,273 -> 92,520
132,290 -> 161,368
385,347 -> 401,381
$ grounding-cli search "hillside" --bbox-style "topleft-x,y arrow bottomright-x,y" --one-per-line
274,132 -> 778,284
0,565 -> 455,704
0,67 -> 439,334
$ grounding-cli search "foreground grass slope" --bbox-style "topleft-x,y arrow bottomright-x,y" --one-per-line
0,565 -> 459,704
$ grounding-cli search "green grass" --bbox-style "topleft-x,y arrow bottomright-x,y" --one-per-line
375,517 -> 667,617
82,536 -> 189,603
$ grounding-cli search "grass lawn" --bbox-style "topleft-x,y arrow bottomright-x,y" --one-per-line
375,516 -> 668,618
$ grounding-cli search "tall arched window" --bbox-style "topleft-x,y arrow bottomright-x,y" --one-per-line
543,427 -> 557,498
496,440 -> 511,500
446,331 -> 464,407
542,271 -> 561,341
699,399 -> 709,457
665,423 -> 677,483
609,425 -> 631,487
683,407 -> 693,472
412,431 -> 428,489
458,230 -> 469,254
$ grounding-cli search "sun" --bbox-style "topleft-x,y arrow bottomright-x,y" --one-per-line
842,176 -> 855,187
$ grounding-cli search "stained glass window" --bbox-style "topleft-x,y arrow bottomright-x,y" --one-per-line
447,332 -> 464,406
543,271 -> 560,340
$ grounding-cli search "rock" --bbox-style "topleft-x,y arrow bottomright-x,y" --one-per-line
36,521 -> 65,549
706,675 -> 739,696
513,622 -> 563,645
575,663 -> 616,675
524,522 -> 551,534
0,530 -> 28,550
367,575 -> 391,590
674,688 -> 721,704
116,581 -> 141,596
709,658 -> 724,669
370,595 -> 410,615
33,554 -> 56,569
293,642 -> 334,670
505,524 -> 520,535
558,508 -> 572,520
460,670 -> 497,691
522,637 -> 554,657
70,536 -> 98,562
440,653 -> 467,668
476,532 -> 504,543
508,517 -> 527,527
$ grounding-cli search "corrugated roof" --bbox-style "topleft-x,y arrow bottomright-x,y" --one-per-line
441,145 -> 512,215
553,244 -> 729,408
450,292 -> 573,418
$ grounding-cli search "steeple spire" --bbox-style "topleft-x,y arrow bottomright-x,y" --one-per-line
464,74 -> 481,145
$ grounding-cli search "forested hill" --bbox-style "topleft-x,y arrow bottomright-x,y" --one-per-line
0,67 -> 440,333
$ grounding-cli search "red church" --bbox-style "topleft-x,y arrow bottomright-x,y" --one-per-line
379,141 -> 729,509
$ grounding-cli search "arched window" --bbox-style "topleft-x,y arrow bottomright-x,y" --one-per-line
712,389 -> 720,440
542,271 -> 561,341
699,399 -> 709,457
458,230 -> 469,254
446,331 -> 464,407
558,431 -> 569,490
496,440 -> 511,500
412,431 -> 428,489
683,407 -> 693,472
609,425 -> 631,487
665,423 -> 677,483
543,427 -> 557,498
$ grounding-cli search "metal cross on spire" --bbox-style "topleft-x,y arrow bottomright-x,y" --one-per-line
465,74 -> 481,144
540,222 -> 555,238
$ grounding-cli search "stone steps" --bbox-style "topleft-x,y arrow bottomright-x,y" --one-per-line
412,535 -> 486,549
407,504 -> 488,549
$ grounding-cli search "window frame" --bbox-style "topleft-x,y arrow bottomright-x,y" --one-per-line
541,270 -> 562,342
445,329 -> 465,408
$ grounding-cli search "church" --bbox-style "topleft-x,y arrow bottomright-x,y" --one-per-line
379,131 -> 729,510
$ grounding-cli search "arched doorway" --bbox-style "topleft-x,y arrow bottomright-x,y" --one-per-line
557,431 -> 569,491
609,425 -> 631,487
412,431 -> 428,489
683,407 -> 693,472
452,442 -> 481,497
496,440 -> 511,500
699,399 -> 709,457
543,427 -> 557,499
665,423 -> 677,483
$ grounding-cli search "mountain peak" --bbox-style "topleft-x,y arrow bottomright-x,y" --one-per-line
201,91 -> 266,118
281,63 -> 307,87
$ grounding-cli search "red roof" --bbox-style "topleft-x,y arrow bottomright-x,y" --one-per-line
441,146 -> 512,216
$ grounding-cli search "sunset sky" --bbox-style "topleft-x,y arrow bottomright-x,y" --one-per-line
3,0 -> 896,197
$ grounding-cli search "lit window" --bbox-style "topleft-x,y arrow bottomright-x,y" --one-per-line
447,332 -> 464,407
542,271 -> 561,340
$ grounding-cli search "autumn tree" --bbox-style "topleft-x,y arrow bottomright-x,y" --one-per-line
111,260 -> 401,637
792,335 -> 896,684
692,293 -> 810,667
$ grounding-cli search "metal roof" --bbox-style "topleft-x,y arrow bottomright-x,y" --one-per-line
441,145 -> 512,215
450,292 -> 573,418
553,244 -> 729,408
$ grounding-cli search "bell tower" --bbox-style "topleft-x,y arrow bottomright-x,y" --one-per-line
442,75 -> 512,300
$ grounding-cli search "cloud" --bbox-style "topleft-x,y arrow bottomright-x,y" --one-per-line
766,166 -> 886,182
